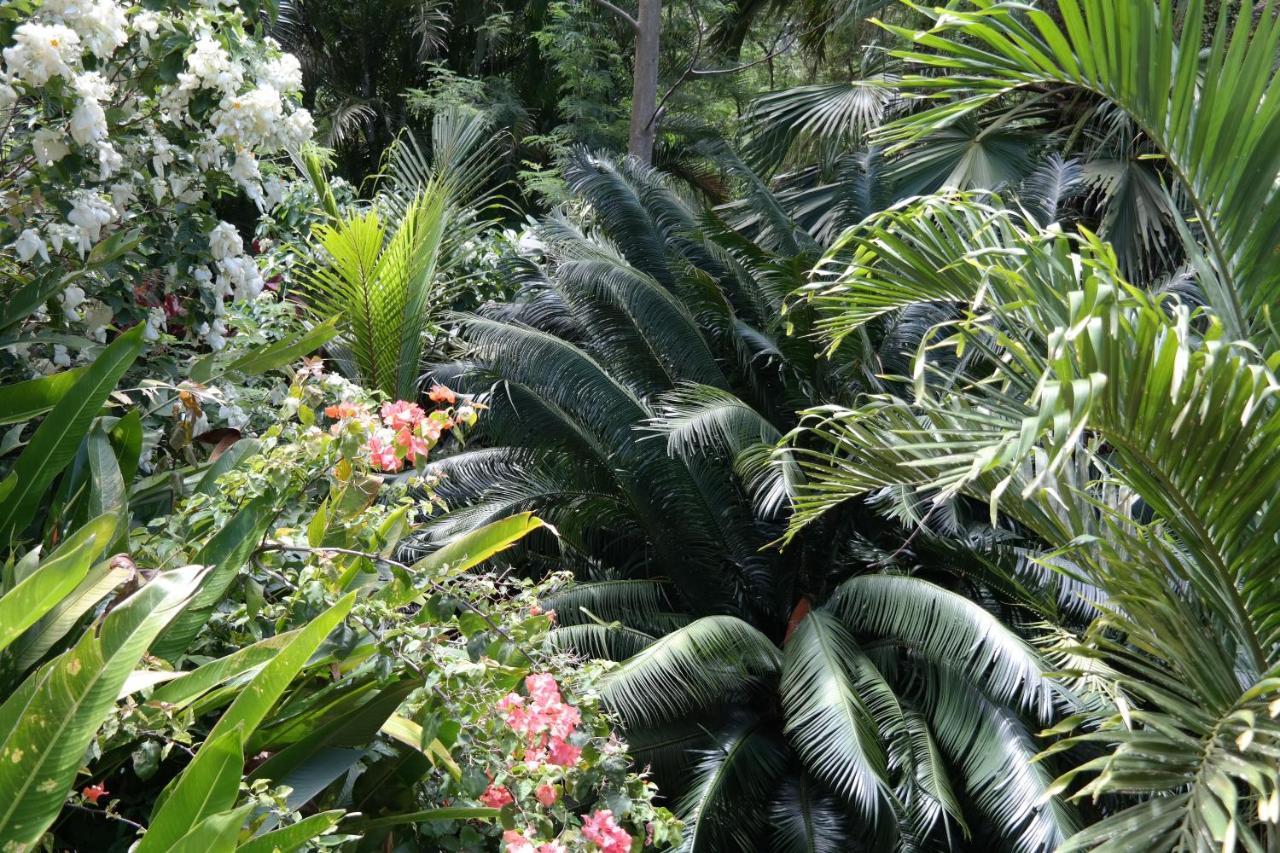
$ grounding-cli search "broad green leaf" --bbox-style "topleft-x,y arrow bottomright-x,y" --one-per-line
0,324 -> 145,542
190,318 -> 339,383
139,727 -> 244,853
236,811 -> 344,853
107,409 -> 143,485
0,565 -> 208,846
12,559 -> 133,672
377,513 -> 546,607
149,629 -> 300,710
152,495 -> 276,661
0,368 -> 86,426
203,593 -> 354,746
355,807 -> 498,831
380,715 -> 461,780
193,438 -> 262,497
86,424 -> 127,546
0,513 -> 117,655
166,803 -> 254,853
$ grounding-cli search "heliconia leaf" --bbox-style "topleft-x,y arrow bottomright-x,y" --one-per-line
164,803 -> 255,853
0,565 -> 208,846
85,424 -> 127,547
138,727 -> 245,853
12,557 -> 134,672
227,317 -> 341,380
202,593 -> 354,746
148,629 -> 301,710
0,368 -> 86,426
354,807 -> 499,831
235,810 -> 345,853
151,495 -> 277,662
193,438 -> 262,497
0,323 -> 145,541
0,513 -> 118,656
376,512 -> 547,607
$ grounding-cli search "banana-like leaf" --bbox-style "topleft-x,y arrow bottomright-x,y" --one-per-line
165,803 -> 255,853
137,727 -> 245,853
202,593 -> 354,746
235,810 -> 344,853
0,323 -> 144,541
0,513 -> 117,656
0,565 -> 208,846
11,557 -> 134,672
0,368 -> 86,426
148,629 -> 301,710
152,495 -> 277,661
377,512 -> 546,607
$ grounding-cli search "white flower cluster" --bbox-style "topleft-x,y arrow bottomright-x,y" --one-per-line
0,0 -> 314,356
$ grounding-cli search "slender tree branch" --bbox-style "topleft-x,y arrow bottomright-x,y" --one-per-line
588,0 -> 638,30
258,542 -> 536,663
653,13 -> 838,128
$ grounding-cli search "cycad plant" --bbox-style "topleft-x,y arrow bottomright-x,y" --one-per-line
298,107 -> 506,401
785,1 -> 1280,848
424,150 -> 1089,850
298,189 -> 448,401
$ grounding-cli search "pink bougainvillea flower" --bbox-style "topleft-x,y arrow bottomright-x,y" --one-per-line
479,783 -> 514,809
502,830 -> 536,853
547,736 -> 582,768
397,427 -> 431,464
529,604 -> 543,616
421,418 -> 443,441
381,400 -> 425,431
324,401 -> 365,420
536,783 -> 558,807
537,842 -> 568,853
367,436 -> 402,472
428,384 -> 457,404
82,783 -> 109,805
582,809 -> 632,852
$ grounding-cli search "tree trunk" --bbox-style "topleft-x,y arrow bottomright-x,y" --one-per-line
628,0 -> 661,164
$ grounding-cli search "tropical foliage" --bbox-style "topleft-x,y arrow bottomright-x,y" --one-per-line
5,0 -> 1280,851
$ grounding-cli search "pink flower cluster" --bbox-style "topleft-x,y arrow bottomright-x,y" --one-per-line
582,810 -> 632,852
502,830 -> 566,853
497,674 -> 583,770
487,676 -> 635,852
324,389 -> 469,473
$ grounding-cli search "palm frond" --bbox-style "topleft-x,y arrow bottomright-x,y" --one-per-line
878,0 -> 1280,343
599,616 -> 781,726
780,610 -> 895,819
825,575 -> 1060,722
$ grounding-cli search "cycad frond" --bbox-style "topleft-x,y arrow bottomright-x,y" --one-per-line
676,714 -> 791,853
825,575 -> 1060,722
599,616 -> 781,726
780,611 -> 895,820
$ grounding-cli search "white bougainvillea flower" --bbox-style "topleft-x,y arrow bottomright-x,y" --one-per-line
32,127 -> 71,165
70,71 -> 112,145
13,229 -> 49,263
72,0 -> 128,58
261,53 -> 302,94
60,284 -> 87,320
208,221 -> 243,260
67,192 -> 117,254
3,22 -> 80,85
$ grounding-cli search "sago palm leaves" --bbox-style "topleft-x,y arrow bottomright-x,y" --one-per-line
788,190 -> 1280,849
